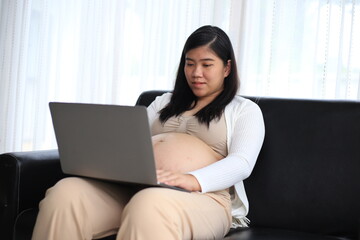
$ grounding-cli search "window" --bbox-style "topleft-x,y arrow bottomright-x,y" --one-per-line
1,0 -> 359,153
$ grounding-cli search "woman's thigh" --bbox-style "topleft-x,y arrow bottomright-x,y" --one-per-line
119,187 -> 232,240
36,177 -> 135,239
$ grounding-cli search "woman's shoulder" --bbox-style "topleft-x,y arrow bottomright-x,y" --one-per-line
156,92 -> 172,103
149,92 -> 172,109
225,95 -> 265,129
228,95 -> 262,112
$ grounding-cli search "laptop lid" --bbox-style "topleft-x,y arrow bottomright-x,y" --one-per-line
49,102 -> 158,186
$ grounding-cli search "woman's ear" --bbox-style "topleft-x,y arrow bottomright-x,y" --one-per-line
224,60 -> 231,77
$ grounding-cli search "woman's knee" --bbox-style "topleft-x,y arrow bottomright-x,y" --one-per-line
40,177 -> 91,211
118,188 -> 184,239
121,188 -> 179,222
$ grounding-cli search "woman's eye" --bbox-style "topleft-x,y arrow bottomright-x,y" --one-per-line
203,64 -> 212,67
186,63 -> 194,67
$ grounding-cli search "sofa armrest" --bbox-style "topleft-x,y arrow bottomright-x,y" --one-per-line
0,149 -> 66,239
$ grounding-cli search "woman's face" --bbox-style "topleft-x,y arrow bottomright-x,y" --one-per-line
184,46 -> 230,103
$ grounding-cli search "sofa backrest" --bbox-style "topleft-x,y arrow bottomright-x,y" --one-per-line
136,90 -> 360,239
244,97 -> 360,239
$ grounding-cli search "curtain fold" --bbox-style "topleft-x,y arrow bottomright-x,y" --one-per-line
0,0 -> 359,153
238,0 -> 360,99
0,0 -> 32,151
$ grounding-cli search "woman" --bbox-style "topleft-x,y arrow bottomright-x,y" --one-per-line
32,25 -> 265,240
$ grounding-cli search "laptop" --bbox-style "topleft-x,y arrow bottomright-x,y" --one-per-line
49,102 -> 188,192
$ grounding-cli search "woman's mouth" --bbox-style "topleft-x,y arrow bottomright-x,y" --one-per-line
192,82 -> 205,87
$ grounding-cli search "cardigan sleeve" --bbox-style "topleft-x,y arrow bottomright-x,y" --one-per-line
188,100 -> 265,193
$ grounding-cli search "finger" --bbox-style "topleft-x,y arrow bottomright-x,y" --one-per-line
156,170 -> 173,180
157,170 -> 176,183
158,174 -> 178,184
159,173 -> 181,185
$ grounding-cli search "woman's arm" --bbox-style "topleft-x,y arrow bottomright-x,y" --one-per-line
189,100 -> 265,193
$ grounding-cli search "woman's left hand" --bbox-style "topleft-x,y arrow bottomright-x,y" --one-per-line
156,169 -> 202,192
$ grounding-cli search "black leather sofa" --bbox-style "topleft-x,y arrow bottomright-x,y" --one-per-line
1,90 -> 359,240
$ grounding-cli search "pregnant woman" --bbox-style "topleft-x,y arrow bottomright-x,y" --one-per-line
32,25 -> 265,240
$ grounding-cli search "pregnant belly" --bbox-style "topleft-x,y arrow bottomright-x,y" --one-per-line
152,132 -> 223,173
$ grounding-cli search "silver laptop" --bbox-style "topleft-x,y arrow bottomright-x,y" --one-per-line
49,102 -> 188,192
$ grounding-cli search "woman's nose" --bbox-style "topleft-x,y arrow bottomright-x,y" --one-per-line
192,65 -> 202,77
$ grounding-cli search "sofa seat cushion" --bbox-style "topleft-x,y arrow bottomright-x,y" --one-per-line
224,228 -> 351,240
15,209 -> 348,240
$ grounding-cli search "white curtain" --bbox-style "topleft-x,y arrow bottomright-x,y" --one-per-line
238,0 -> 360,100
1,0 -> 359,153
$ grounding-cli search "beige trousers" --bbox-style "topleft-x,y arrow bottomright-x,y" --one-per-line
31,177 -> 232,240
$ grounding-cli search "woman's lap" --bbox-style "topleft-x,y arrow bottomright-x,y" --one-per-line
33,177 -> 231,240
118,187 -> 232,240
33,177 -> 133,239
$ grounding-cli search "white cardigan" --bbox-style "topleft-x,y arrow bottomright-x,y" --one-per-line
147,93 -> 265,227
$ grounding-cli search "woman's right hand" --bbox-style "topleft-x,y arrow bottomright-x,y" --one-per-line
157,169 -> 201,192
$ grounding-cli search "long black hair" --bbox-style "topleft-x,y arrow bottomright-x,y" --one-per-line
159,25 -> 239,126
